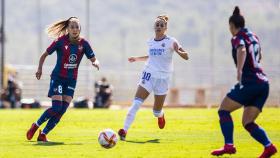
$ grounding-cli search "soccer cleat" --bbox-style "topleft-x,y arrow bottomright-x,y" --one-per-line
158,114 -> 165,129
26,123 -> 39,140
118,129 -> 127,141
259,144 -> 277,158
211,144 -> 236,156
37,130 -> 49,142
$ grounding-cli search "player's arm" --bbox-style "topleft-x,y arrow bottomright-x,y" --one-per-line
173,42 -> 189,60
128,55 -> 149,63
89,57 -> 100,70
236,46 -> 246,83
36,51 -> 49,80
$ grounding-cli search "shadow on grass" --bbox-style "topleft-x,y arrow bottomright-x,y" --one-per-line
125,139 -> 160,144
32,141 -> 83,146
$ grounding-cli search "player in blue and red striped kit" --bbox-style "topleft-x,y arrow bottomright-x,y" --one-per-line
26,17 -> 99,142
211,7 -> 277,158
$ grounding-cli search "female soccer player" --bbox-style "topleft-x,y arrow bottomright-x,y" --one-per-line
118,15 -> 189,141
211,7 -> 277,158
26,17 -> 99,142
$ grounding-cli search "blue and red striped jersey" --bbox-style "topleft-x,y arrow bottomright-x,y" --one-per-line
46,34 -> 95,80
231,28 -> 268,84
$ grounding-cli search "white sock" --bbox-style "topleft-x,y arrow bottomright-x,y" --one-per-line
35,122 -> 39,127
153,109 -> 164,118
123,97 -> 143,131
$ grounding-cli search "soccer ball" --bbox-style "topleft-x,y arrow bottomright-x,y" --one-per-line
98,129 -> 118,149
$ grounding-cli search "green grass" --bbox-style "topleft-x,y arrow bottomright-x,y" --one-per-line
0,108 -> 279,158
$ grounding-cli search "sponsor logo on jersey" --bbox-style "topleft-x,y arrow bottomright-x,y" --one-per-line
149,48 -> 165,56
64,63 -> 78,69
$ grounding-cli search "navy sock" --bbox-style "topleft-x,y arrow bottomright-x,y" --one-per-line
42,113 -> 61,135
42,101 -> 70,135
245,122 -> 271,147
36,100 -> 62,126
61,101 -> 70,115
218,110 -> 234,144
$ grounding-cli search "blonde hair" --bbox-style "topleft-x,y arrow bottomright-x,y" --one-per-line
156,15 -> 169,24
46,17 -> 80,38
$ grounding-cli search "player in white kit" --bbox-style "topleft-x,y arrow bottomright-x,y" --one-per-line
118,15 -> 189,141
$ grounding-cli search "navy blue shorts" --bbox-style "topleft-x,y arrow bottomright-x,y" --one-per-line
48,76 -> 77,98
227,82 -> 269,111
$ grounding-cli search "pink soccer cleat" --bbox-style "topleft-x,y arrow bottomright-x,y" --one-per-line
37,130 -> 49,142
118,129 -> 127,141
26,123 -> 39,140
211,144 -> 236,156
259,144 -> 277,158
158,114 -> 165,129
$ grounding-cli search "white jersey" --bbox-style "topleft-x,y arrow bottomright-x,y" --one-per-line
144,36 -> 181,78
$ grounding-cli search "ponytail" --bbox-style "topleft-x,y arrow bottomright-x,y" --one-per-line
46,17 -> 79,38
229,6 -> 245,28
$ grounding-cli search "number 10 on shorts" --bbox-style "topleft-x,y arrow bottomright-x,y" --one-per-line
142,72 -> 151,84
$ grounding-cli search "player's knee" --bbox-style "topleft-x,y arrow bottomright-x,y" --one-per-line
52,106 -> 63,114
51,100 -> 63,113
244,122 -> 258,132
242,120 -> 253,128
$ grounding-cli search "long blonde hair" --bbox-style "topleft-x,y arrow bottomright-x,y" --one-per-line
46,17 -> 79,38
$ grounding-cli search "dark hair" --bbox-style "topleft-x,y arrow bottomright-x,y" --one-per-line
229,6 -> 245,28
46,17 -> 79,38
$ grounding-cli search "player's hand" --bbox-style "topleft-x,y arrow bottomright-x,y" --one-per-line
92,59 -> 100,70
35,69 -> 42,80
128,57 -> 136,62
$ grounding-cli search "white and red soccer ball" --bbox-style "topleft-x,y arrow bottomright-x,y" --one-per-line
98,129 -> 118,149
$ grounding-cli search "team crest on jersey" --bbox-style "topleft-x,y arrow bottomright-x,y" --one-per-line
161,43 -> 165,47
65,45 -> 68,50
69,54 -> 77,64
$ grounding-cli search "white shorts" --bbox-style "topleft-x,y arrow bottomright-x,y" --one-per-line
138,70 -> 171,95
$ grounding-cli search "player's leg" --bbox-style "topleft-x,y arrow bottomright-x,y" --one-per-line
118,85 -> 150,140
26,78 -> 63,141
152,77 -> 169,129
219,96 -> 242,144
39,79 -> 76,140
243,106 -> 277,158
36,95 -> 63,142
153,94 -> 166,129
40,95 -> 72,137
61,95 -> 72,116
243,83 -> 277,158
211,94 -> 242,156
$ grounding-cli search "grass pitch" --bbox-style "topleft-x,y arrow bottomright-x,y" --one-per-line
0,108 -> 279,158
